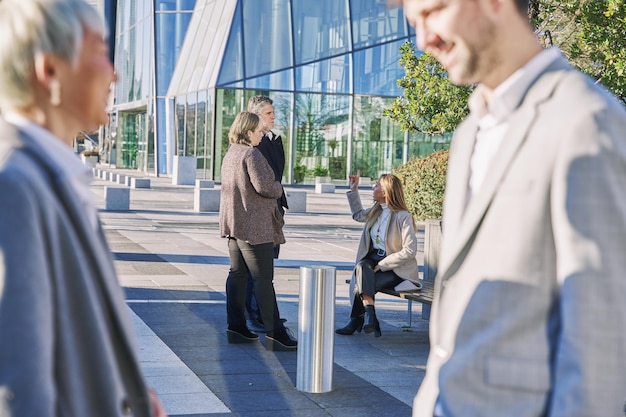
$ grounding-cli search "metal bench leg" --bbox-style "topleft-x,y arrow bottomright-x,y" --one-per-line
402,299 -> 413,328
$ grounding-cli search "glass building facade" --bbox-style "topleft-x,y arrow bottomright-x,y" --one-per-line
107,0 -> 450,182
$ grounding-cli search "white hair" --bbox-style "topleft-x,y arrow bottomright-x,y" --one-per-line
0,0 -> 105,112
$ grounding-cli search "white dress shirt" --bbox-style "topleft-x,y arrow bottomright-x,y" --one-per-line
467,47 -> 562,200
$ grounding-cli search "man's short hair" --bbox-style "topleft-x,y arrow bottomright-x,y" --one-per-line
247,96 -> 273,115
515,0 -> 531,15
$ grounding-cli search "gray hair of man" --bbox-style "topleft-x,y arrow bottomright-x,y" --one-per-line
0,0 -> 105,113
247,96 -> 273,116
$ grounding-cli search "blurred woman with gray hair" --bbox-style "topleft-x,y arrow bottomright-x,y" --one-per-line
0,0 -> 166,415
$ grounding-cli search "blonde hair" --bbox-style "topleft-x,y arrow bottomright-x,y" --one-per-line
366,174 -> 415,227
0,0 -> 105,112
228,111 -> 260,145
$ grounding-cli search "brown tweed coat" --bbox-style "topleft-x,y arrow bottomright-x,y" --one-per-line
219,143 -> 285,245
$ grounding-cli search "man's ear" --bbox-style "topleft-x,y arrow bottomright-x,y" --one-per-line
33,52 -> 57,85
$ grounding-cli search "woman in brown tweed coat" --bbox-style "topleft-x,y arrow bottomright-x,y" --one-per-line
219,111 -> 297,351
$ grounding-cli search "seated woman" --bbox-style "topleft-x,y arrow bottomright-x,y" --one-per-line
336,171 -> 419,338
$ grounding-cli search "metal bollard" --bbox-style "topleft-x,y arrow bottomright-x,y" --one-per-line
296,266 -> 336,393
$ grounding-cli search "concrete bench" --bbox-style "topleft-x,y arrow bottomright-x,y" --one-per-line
130,178 -> 151,189
194,188 -> 220,212
315,183 -> 335,194
104,186 -> 129,211
286,190 -> 307,213
345,278 -> 434,327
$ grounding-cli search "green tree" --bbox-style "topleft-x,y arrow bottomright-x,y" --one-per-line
531,0 -> 626,104
383,42 -> 474,135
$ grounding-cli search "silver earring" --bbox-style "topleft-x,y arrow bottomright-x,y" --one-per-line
50,79 -> 61,106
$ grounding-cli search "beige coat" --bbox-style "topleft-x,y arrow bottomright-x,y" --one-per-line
413,54 -> 626,417
347,190 -> 419,283
219,143 -> 285,245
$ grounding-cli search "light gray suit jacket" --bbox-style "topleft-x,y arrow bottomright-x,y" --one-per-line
413,56 -> 626,416
0,119 -> 152,417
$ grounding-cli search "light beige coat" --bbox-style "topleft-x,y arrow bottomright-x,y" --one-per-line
347,190 -> 419,284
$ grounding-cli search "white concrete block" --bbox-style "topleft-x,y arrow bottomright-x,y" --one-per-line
172,155 -> 197,185
131,178 -> 151,189
286,191 -> 307,213
104,186 -> 129,211
195,179 -> 215,189
315,183 -> 335,194
194,188 -> 220,212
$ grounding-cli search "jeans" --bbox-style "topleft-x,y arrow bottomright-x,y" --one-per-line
227,238 -> 282,332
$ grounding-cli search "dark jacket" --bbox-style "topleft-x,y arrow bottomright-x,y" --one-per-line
255,132 -> 288,210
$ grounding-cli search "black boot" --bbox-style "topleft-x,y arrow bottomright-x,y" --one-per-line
363,305 -> 381,338
227,326 -> 259,343
335,315 -> 364,335
266,327 -> 297,351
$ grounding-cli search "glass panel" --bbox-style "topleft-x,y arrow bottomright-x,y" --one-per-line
294,93 -> 350,183
185,92 -> 197,157
175,96 -> 186,155
352,96 -> 404,179
407,132 -> 451,159
136,112 -> 148,171
214,88 -> 246,181
353,40 -> 406,96
141,19 -> 152,99
126,26 -> 141,101
156,98 -> 168,174
196,90 -> 209,176
155,9 -> 194,96
217,0 -> 244,85
242,0 -> 292,77
147,109 -> 155,171
350,0 -> 407,49
118,111 -> 140,169
292,0 -> 350,65
295,55 -> 350,94
155,0 -> 195,12
245,69 -> 293,91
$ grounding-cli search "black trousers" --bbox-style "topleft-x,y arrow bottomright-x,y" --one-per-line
350,251 -> 402,318
226,238 -> 282,332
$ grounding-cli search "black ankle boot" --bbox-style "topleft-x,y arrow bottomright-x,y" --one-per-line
335,315 -> 364,335
227,326 -> 259,343
266,327 -> 297,351
363,305 -> 381,337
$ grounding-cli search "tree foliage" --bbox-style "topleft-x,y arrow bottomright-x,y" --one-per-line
382,42 -> 474,135
531,0 -> 626,103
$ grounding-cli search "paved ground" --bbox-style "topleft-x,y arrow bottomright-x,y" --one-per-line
92,167 -> 431,417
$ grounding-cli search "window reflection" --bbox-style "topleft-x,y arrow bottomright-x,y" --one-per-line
350,0 -> 407,49
218,0 -> 244,85
295,55 -> 350,94
352,96 -> 404,179
353,40 -> 406,96
292,0 -> 350,65
242,0 -> 292,77
294,94 -> 350,183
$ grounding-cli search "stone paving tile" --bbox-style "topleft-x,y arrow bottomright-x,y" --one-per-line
91,170 -> 431,416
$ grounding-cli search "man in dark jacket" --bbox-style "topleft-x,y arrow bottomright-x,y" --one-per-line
245,96 -> 288,332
